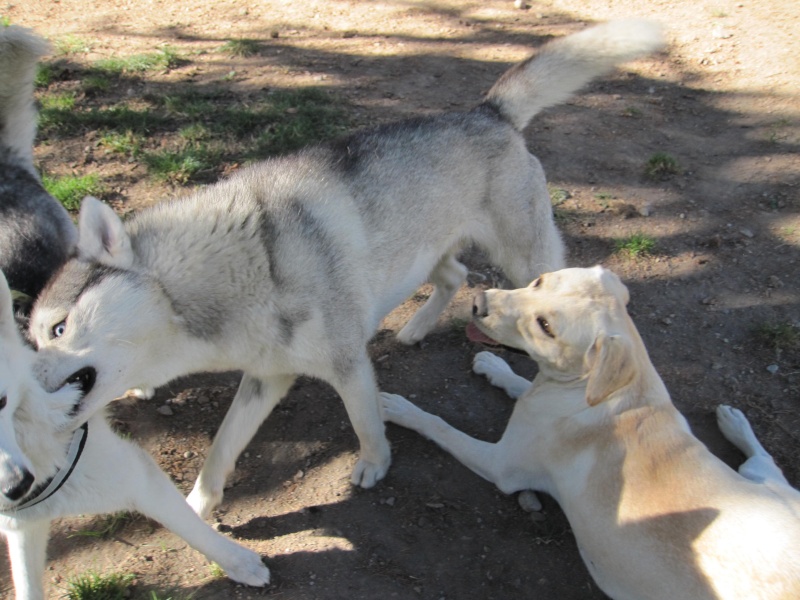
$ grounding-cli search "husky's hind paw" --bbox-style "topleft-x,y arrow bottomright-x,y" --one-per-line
222,550 -> 271,587
187,484 -> 223,521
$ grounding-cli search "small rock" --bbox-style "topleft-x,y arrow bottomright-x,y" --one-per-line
156,405 -> 173,416
638,204 -> 652,217
661,317 -> 672,326
767,364 -> 779,374
739,227 -> 754,238
197,395 -> 210,405
183,451 -> 194,459
518,490 -> 542,512
767,275 -> 783,288
384,496 -> 396,506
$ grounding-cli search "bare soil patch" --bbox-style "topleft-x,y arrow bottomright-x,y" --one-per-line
2,1 -> 798,598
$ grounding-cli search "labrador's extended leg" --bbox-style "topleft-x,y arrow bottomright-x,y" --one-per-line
120,442 -> 270,587
381,392 -> 503,487
188,374 -> 296,519
473,351 -> 531,400
716,405 -> 790,486
4,519 -> 50,600
332,356 -> 391,488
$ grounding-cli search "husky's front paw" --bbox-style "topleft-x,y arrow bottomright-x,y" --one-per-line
350,455 -> 390,488
221,549 -> 271,587
187,483 -> 223,520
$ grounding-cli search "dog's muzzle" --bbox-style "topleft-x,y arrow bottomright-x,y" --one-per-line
1,466 -> 34,502
64,366 -> 97,400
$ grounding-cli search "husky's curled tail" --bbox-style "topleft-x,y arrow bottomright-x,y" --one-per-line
487,19 -> 664,130
0,26 -> 77,317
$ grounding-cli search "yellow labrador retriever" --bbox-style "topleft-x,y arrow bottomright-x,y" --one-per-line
382,266 -> 800,600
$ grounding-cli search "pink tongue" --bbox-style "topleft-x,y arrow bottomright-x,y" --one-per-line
466,321 -> 499,346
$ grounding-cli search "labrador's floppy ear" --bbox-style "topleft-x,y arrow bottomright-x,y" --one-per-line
583,333 -> 637,406
77,196 -> 134,269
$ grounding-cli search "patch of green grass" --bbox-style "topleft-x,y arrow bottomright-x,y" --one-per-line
162,94 -> 215,119
1,16 -> 11,27
142,145 -> 213,184
208,562 -> 225,579
644,152 -> 680,180
252,88 -> 349,156
39,103 -> 166,135
100,130 -> 143,157
615,233 -> 657,259
55,35 -> 91,56
220,38 -> 262,57
621,106 -> 642,118
40,92 -> 76,112
41,173 -> 103,210
547,185 -> 570,206
64,571 -> 134,600
68,512 -> 132,539
767,118 -> 791,144
179,123 -> 211,143
755,322 -> 799,353
34,63 -> 56,88
82,73 -> 113,95
93,47 -> 183,76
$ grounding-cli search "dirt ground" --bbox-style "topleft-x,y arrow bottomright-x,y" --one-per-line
2,0 -> 799,598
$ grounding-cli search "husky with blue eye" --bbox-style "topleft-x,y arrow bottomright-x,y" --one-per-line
29,21 -> 664,520
0,270 -> 271,600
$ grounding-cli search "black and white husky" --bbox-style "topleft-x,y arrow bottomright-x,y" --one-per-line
0,26 -> 77,325
0,271 -> 270,599
29,21 -> 664,519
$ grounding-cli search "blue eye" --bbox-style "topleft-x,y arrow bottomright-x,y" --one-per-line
52,321 -> 67,339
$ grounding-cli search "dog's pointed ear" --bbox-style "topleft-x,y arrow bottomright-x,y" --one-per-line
0,271 -> 17,339
77,196 -> 133,269
583,333 -> 636,406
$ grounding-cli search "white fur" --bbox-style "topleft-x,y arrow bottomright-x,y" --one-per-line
0,272 -> 269,599
383,266 -> 800,600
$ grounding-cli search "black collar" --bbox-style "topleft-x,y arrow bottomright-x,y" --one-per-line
9,422 -> 89,512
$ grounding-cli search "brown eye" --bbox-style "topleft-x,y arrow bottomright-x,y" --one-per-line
537,317 -> 554,338
531,277 -> 541,288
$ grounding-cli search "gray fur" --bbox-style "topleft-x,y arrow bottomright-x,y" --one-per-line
0,26 -> 77,316
30,21 -> 665,513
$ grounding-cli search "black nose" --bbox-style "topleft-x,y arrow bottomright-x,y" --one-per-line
66,366 -> 97,397
472,292 -> 488,318
2,467 -> 34,501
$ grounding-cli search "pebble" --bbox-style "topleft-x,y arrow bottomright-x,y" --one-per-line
739,227 -> 755,238
518,490 -> 542,512
638,204 -> 652,217
767,364 -> 779,374
156,405 -> 174,416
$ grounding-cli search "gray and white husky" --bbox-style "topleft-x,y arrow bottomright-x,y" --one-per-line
29,21 -> 664,519
0,26 -> 77,324
0,270 -> 270,600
